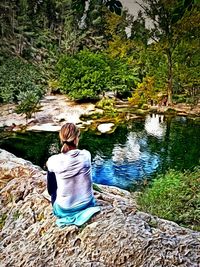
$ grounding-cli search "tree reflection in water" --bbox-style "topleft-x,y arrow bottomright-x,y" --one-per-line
1,114 -> 199,191
91,114 -> 200,190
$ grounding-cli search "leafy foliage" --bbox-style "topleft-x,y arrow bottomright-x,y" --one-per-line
57,50 -> 140,100
0,56 -> 45,103
105,0 -> 123,16
57,50 -> 111,100
15,90 -> 41,121
139,0 -> 199,104
139,46 -> 168,91
0,0 -> 85,55
173,38 -> 200,102
130,10 -> 150,47
0,0 -> 199,105
95,97 -> 118,117
96,97 -> 115,109
137,168 -> 200,231
107,57 -> 140,98
128,76 -> 158,107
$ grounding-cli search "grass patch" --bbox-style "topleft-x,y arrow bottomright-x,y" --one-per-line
0,214 -> 7,230
137,168 -> 200,231
93,183 -> 103,193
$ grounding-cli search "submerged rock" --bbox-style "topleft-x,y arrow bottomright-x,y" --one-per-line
97,123 -> 115,133
0,149 -> 200,267
26,123 -> 61,132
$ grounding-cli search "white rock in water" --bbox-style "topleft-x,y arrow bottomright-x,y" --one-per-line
27,123 -> 61,132
97,123 -> 114,133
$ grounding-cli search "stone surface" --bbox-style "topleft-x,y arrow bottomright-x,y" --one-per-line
27,123 -> 61,132
0,95 -> 96,130
97,123 -> 115,133
0,149 -> 200,267
1,95 -> 199,133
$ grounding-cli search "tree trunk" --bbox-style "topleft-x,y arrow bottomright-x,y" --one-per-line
162,115 -> 172,172
166,49 -> 173,105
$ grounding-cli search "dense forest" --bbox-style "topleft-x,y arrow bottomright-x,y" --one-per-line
0,0 -> 199,113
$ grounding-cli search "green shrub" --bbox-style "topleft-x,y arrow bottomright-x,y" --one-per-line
128,76 -> 158,106
0,214 -> 7,230
15,89 -> 41,121
173,94 -> 187,104
96,98 -> 115,109
96,98 -> 118,118
0,56 -> 45,103
57,50 -> 111,101
107,57 -> 140,98
48,79 -> 61,94
137,168 -> 200,231
56,50 -> 140,101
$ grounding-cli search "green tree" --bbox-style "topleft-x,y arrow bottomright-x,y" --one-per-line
57,49 -> 139,101
130,10 -> 150,47
173,2 -> 200,103
104,9 -> 133,57
139,0 -> 199,105
108,57 -> 140,98
128,76 -> 157,106
57,50 -> 111,100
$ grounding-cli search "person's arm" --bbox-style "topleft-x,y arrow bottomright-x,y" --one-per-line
47,171 -> 57,204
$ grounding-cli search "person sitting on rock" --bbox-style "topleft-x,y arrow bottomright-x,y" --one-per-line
46,122 -> 100,227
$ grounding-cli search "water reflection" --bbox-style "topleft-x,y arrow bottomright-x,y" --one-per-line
145,114 -> 166,138
112,133 -> 141,163
1,114 -> 199,191
92,115 -> 164,189
91,114 -> 200,190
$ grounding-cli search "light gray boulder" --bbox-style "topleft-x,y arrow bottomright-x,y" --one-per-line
0,149 -> 199,267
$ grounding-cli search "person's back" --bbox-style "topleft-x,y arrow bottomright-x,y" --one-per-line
46,122 -> 100,227
47,149 -> 93,209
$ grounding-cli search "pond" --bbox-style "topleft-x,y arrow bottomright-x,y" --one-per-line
1,114 -> 200,191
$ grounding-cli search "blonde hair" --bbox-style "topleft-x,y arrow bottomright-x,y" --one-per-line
59,123 -> 80,153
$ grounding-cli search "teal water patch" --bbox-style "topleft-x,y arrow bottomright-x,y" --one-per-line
1,115 -> 200,190
0,130 -> 59,169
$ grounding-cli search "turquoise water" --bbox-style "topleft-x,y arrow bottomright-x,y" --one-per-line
1,114 -> 200,190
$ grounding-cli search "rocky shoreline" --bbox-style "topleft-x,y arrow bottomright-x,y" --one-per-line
0,149 -> 200,266
1,94 -> 200,134
0,95 -> 96,131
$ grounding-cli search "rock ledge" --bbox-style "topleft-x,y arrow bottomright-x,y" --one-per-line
0,149 -> 200,267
